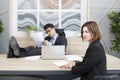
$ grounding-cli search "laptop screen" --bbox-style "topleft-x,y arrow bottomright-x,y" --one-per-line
41,45 -> 65,60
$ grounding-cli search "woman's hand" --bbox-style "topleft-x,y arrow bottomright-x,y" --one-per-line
59,61 -> 76,69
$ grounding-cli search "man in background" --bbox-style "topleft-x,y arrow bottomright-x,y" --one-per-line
7,23 -> 67,58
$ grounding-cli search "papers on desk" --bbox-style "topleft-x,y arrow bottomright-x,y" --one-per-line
53,55 -> 83,67
24,55 -> 83,67
65,55 -> 83,61
24,55 -> 41,60
53,61 -> 68,67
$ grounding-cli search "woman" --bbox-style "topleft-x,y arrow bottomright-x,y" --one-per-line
60,21 -> 107,80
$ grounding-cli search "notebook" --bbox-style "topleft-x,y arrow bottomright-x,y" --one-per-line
41,45 -> 65,60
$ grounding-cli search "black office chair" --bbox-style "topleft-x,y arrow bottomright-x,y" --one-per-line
55,29 -> 66,37
93,75 -> 120,80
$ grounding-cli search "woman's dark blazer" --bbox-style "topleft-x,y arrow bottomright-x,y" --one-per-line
72,40 -> 107,80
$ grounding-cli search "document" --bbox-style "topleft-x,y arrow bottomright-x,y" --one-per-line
24,55 -> 41,60
53,55 -> 83,67
53,61 -> 68,67
32,32 -> 44,47
65,55 -> 83,61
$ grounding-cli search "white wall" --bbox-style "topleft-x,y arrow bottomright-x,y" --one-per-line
89,0 -> 120,57
0,0 -> 9,53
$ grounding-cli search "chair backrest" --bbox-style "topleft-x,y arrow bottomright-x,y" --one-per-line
55,29 -> 65,37
93,75 -> 120,80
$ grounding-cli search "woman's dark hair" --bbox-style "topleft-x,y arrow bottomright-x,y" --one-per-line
44,23 -> 55,30
81,21 -> 102,42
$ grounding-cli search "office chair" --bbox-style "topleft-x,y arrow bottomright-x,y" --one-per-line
55,29 -> 66,37
93,75 -> 120,80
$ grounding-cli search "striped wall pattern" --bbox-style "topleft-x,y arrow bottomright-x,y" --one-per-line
17,0 -> 81,31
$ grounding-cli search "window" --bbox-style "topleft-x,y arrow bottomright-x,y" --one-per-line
9,0 -> 88,37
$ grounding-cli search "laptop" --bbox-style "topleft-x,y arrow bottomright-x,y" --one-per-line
41,45 -> 65,60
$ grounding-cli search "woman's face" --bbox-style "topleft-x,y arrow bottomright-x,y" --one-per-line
82,26 -> 92,42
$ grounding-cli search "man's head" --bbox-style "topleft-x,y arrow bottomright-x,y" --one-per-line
44,23 -> 57,37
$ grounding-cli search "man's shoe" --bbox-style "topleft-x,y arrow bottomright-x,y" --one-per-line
7,43 -> 16,58
10,36 -> 20,56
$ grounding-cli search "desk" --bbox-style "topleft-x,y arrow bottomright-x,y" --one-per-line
105,54 -> 120,75
0,54 -> 120,79
0,54 -> 76,80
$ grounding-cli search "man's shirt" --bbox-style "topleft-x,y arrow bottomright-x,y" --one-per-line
49,33 -> 58,45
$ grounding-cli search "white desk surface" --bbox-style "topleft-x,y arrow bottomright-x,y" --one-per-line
0,54 -> 70,71
106,54 -> 120,70
0,54 -> 120,75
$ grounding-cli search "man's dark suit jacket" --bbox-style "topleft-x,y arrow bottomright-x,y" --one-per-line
72,40 -> 107,80
45,35 -> 67,47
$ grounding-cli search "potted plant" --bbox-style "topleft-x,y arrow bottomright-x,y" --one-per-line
0,20 -> 4,35
108,11 -> 120,53
25,26 -> 41,37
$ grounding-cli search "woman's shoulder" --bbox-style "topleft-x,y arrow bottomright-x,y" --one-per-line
90,40 -> 101,46
89,40 -> 104,50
